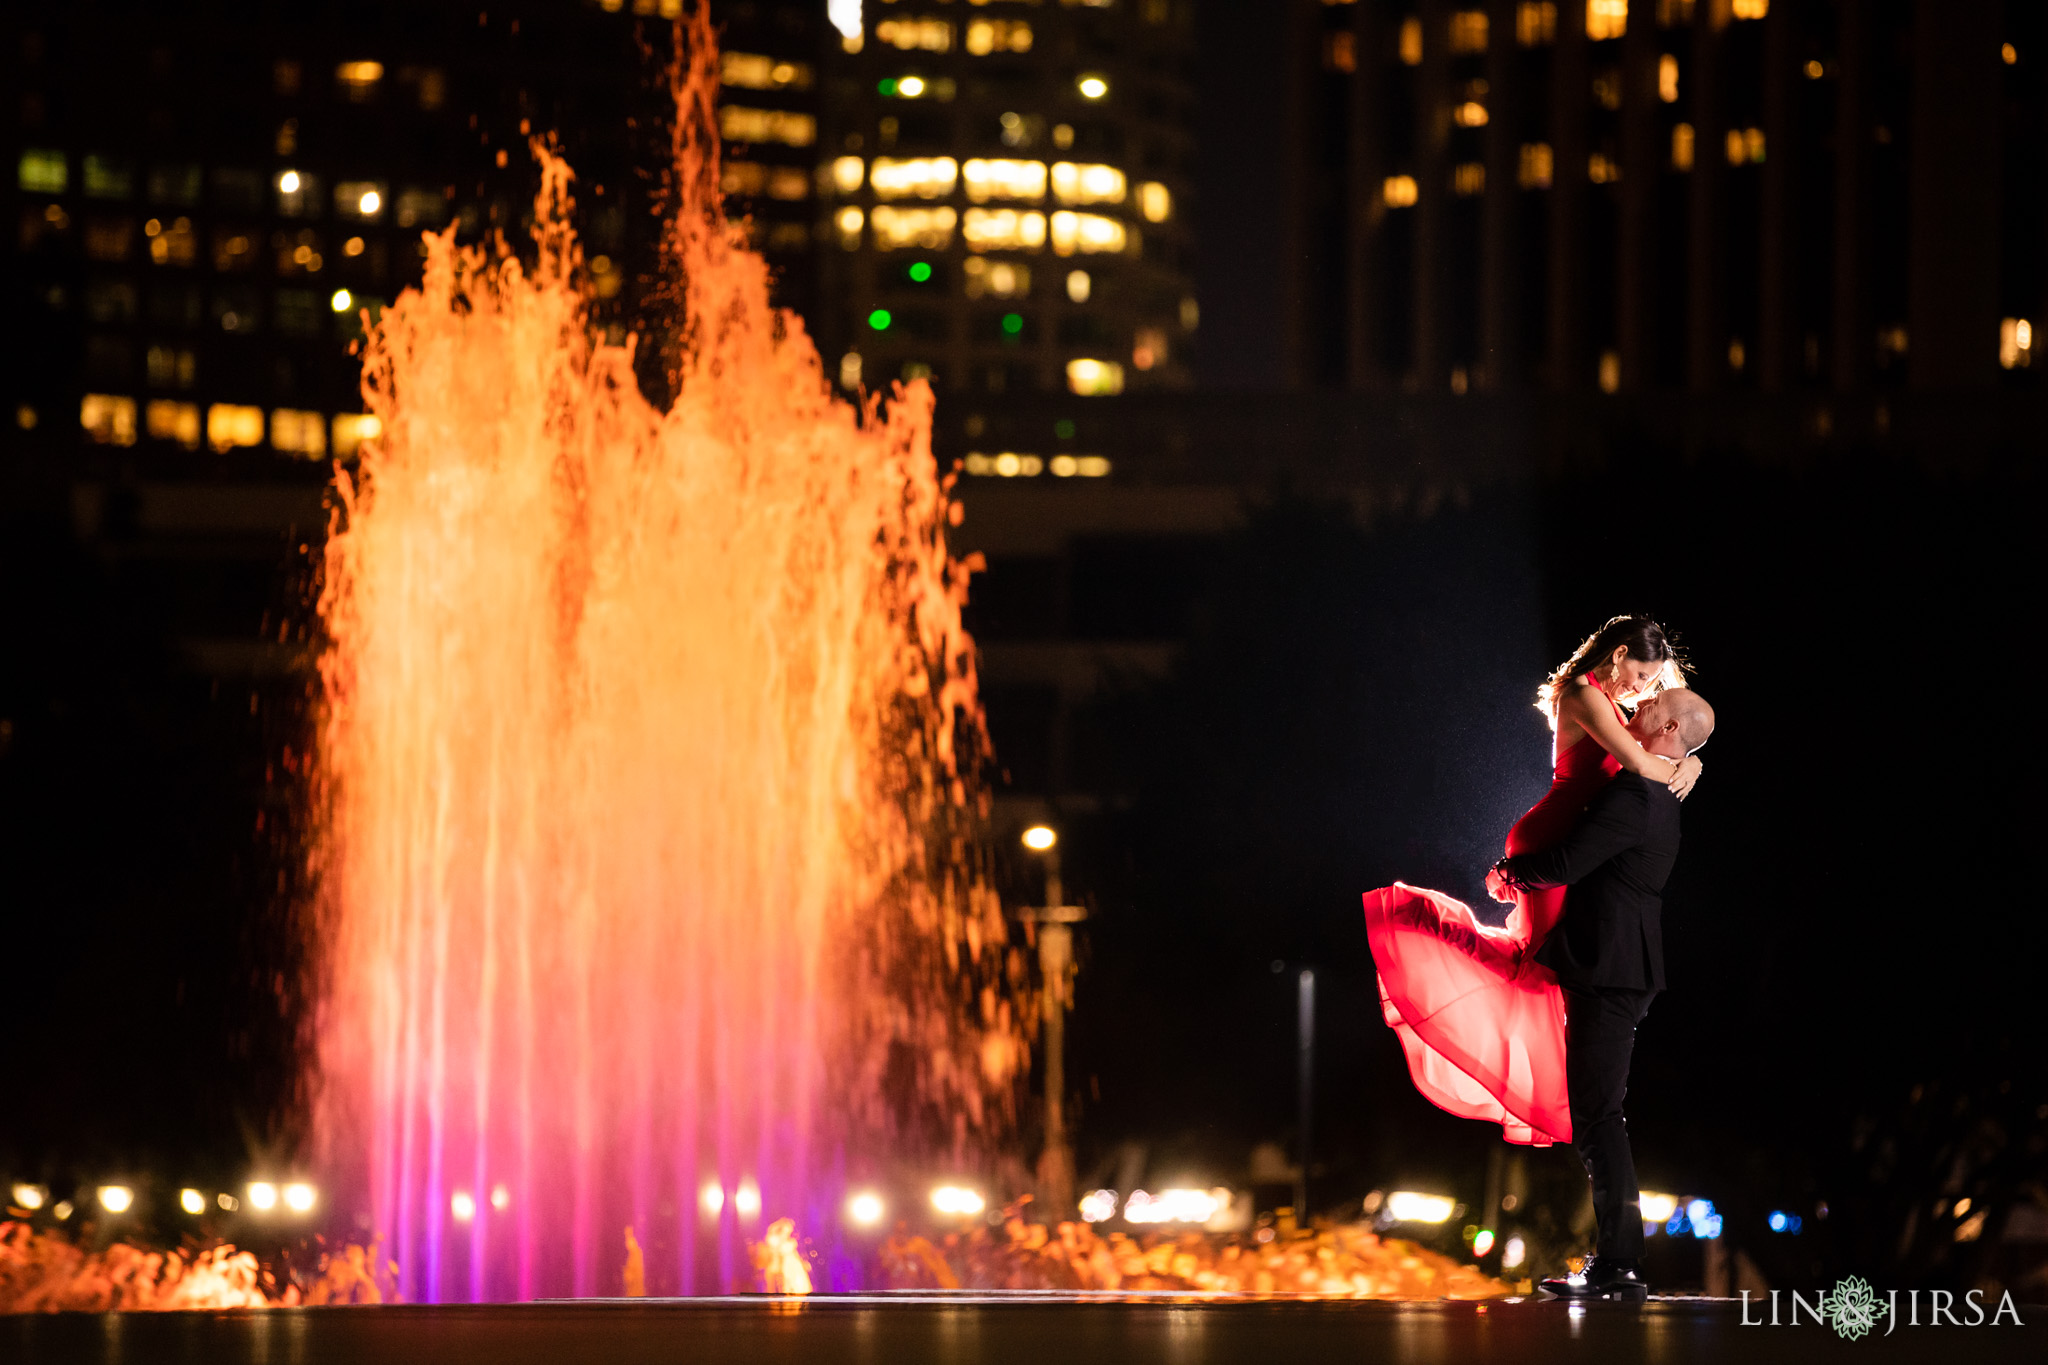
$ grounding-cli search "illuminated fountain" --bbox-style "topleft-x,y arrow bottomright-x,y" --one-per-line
309,12 -> 1023,1300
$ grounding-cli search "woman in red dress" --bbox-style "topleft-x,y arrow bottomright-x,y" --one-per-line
1361,616 -> 1702,1145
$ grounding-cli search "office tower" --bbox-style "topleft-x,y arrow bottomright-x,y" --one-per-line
813,0 -> 1198,420
1274,0 -> 2041,396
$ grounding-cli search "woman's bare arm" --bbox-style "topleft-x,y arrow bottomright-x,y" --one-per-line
1558,682 -> 1703,798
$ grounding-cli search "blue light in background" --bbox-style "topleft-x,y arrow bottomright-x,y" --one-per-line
1685,1199 -> 1722,1239
1769,1211 -> 1788,1232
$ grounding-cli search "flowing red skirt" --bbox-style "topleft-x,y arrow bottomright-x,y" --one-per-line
1362,882 -> 1570,1145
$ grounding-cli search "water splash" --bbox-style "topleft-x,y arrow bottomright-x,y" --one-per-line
311,10 -> 1024,1300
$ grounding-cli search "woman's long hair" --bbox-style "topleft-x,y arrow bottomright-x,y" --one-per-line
1536,614 -> 1686,725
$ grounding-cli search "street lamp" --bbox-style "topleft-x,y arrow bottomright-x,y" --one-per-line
1020,824 -> 1085,1217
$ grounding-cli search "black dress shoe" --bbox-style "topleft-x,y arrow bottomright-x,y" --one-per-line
1538,1257 -> 1650,1302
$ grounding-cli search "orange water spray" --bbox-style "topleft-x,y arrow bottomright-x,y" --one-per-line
312,9 -> 1021,1299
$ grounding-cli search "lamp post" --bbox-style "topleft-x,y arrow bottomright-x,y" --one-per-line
1296,967 -> 1315,1223
1021,824 -> 1085,1219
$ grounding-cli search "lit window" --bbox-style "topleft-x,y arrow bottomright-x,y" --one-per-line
831,156 -> 865,194
80,393 -> 138,446
1805,59 -> 1825,79
1324,32 -> 1357,73
1132,326 -> 1167,371
966,452 -> 1044,477
271,409 -> 327,457
1449,11 -> 1489,53
146,216 -> 196,266
1656,0 -> 1695,24
870,156 -> 960,200
212,228 -> 257,273
835,206 -> 864,249
1065,269 -> 1090,303
1047,454 -> 1112,477
1453,101 -> 1488,127
719,106 -> 817,147
1731,0 -> 1767,18
1137,181 -> 1171,222
1399,16 -> 1423,64
870,205 -> 957,249
1050,162 -> 1126,205
722,161 -> 769,196
963,207 -> 1047,252
1588,152 -> 1619,183
1049,211 -> 1126,256
1382,174 -> 1419,207
965,19 -> 1033,54
875,17 -> 953,51
964,258 -> 1032,298
336,61 -> 384,100
1598,351 -> 1620,393
1592,69 -> 1622,110
336,180 -> 387,220
964,158 -> 1048,202
1587,0 -> 1627,41
1725,127 -> 1764,165
839,351 -> 862,389
877,74 -> 955,100
720,52 -> 813,89
2001,43 -> 2017,66
1999,318 -> 2034,370
1065,358 -> 1124,395
331,413 -> 382,456
1659,54 -> 1679,102
206,403 -> 265,451
1671,123 -> 1695,171
1518,143 -> 1554,188
18,149 -> 66,194
83,155 -> 134,200
277,170 -> 321,218
1453,162 -> 1485,196
1517,2 -> 1557,46
145,399 -> 201,450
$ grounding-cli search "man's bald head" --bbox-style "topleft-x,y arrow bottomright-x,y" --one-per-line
1631,687 -> 1715,759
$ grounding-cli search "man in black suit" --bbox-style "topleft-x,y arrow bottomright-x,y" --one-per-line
1486,686 -> 1716,1302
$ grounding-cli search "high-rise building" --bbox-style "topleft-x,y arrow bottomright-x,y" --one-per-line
1259,0 -> 2042,396
812,0 -> 1198,426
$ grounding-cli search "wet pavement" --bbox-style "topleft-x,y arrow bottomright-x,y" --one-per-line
4,1291 -> 2041,1364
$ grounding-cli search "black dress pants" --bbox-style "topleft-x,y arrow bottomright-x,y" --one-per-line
1563,985 -> 1658,1263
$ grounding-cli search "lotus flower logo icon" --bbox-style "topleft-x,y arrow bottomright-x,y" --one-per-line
1822,1275 -> 1884,1341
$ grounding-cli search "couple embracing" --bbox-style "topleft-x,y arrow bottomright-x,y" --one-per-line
1363,614 -> 1716,1302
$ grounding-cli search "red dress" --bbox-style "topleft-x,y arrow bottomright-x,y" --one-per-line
1361,673 -> 1625,1146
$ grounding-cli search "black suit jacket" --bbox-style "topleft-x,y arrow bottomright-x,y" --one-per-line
1503,771 -> 1681,993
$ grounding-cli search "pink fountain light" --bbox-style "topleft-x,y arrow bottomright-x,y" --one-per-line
311,12 -> 1026,1301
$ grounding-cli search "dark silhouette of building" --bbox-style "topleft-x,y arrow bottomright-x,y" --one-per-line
1258,0 -> 2041,397
813,0 -> 1198,417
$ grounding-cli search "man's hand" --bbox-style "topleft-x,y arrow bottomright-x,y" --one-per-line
1486,863 -> 1517,904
